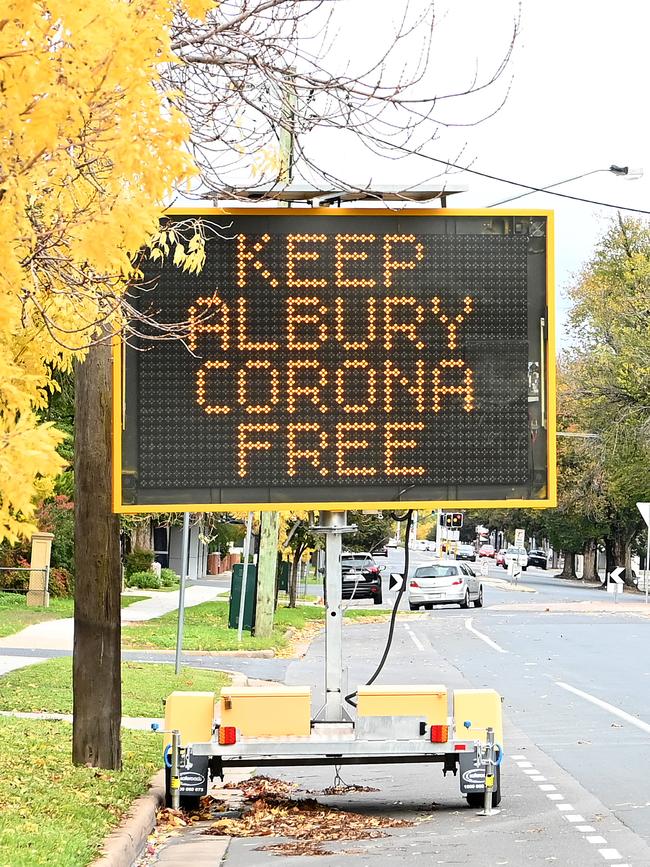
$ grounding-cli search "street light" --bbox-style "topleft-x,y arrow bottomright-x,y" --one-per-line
488,165 -> 643,208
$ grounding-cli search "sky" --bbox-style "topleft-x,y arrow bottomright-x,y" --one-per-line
297,0 -> 650,350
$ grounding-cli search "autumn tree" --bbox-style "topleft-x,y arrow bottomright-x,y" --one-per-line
1,0 -> 213,768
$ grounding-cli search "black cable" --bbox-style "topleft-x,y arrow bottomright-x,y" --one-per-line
364,131 -> 650,216
344,509 -> 414,708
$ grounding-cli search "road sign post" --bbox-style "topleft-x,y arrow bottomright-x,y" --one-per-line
637,503 -> 649,605
608,566 -> 624,602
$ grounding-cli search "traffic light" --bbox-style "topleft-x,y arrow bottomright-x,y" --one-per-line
440,512 -> 464,528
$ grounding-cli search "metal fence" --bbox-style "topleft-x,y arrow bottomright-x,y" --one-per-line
0,565 -> 49,595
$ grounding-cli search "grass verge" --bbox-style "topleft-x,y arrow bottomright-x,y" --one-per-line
0,593 -> 148,639
0,658 -> 229,718
121,600 -> 385,652
0,717 -> 160,867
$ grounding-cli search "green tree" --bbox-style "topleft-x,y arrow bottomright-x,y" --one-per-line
344,512 -> 394,553
563,216 -> 650,585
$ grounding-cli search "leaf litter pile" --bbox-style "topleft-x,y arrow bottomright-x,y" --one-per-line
205,775 -> 413,857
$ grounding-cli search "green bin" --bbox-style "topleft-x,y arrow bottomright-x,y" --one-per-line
228,563 -> 257,631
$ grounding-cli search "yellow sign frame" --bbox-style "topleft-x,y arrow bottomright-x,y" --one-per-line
112,207 -> 556,513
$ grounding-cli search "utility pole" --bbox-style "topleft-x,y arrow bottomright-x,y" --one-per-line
254,69 -> 296,635
255,511 -> 279,637
73,336 -> 122,769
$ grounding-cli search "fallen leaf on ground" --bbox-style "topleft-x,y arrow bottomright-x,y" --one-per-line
255,841 -> 337,856
204,794 -> 412,843
156,808 -> 188,829
222,775 -> 298,800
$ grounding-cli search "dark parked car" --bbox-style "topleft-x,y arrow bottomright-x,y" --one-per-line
456,544 -> 477,561
341,553 -> 384,604
528,549 -> 548,569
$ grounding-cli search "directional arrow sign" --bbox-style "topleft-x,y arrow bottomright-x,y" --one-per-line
389,573 -> 404,592
607,566 -> 625,593
637,502 -> 650,528
610,567 -> 624,583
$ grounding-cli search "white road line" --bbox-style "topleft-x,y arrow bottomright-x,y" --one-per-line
598,850 -> 622,861
464,618 -> 508,653
404,625 -> 425,652
565,815 -> 585,823
556,681 -> 650,734
547,794 -> 564,801
576,826 -> 596,833
539,785 -> 556,791
587,837 -> 608,845
516,761 -> 533,767
557,803 -> 574,811
531,775 -> 546,781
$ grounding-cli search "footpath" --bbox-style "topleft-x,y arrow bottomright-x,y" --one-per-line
0,583 -> 226,677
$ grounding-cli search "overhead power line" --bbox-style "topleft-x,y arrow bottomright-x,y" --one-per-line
375,138 -> 650,215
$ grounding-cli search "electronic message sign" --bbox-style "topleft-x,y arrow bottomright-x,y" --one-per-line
114,209 -> 555,512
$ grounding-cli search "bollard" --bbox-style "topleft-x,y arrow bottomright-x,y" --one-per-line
483,726 -> 495,815
170,729 -> 181,810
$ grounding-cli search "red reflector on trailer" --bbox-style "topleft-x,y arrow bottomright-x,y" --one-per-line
454,743 -> 467,751
218,726 -> 237,745
430,725 -> 449,743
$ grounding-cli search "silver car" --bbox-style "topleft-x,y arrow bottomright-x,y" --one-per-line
408,561 -> 483,610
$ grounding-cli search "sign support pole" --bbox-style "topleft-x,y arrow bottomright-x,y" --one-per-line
312,510 -> 355,722
645,531 -> 649,606
174,511 -> 190,674
638,503 -> 650,604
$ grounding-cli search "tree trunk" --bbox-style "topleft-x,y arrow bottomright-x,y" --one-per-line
581,539 -> 598,582
604,533 -> 635,587
73,339 -> 122,769
559,551 -> 577,580
624,540 -> 634,588
131,521 -> 152,551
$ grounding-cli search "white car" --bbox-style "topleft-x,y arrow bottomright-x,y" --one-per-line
408,561 -> 483,610
504,546 -> 528,571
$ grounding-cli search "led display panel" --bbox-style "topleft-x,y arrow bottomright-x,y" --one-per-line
115,210 -> 555,512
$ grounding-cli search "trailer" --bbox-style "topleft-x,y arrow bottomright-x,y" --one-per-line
162,511 -> 504,814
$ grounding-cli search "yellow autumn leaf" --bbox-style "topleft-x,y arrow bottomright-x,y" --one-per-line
0,0 -> 210,542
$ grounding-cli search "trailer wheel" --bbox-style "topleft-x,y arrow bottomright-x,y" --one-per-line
466,790 -> 501,808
